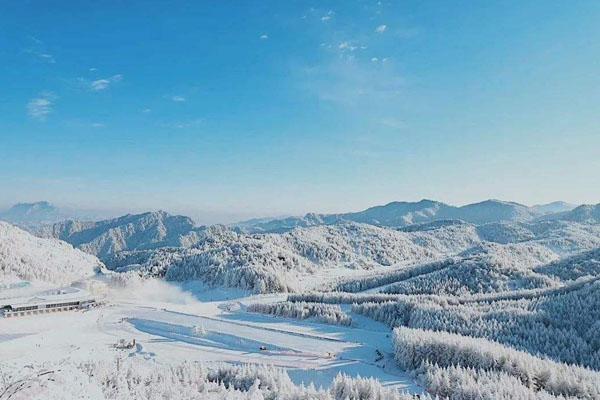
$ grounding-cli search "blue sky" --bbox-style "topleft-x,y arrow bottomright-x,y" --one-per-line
1,1 -> 599,223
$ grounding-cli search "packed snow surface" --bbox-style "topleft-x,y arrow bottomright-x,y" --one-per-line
0,278 -> 421,399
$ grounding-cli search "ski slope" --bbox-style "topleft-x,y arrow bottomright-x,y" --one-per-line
0,278 -> 421,395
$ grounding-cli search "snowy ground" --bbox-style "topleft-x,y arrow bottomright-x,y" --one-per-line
0,278 -> 421,395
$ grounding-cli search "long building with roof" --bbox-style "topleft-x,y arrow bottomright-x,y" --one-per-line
1,286 -> 97,318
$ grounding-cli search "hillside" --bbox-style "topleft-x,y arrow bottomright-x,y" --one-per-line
68,210 -> 600,294
531,201 -> 576,214
534,247 -> 600,280
232,213 -> 333,234
0,221 -> 102,285
106,222 -> 482,292
36,211 -> 201,260
475,219 -> 600,254
538,203 -> 600,224
446,199 -> 537,225
381,242 -> 559,296
342,199 -> 451,226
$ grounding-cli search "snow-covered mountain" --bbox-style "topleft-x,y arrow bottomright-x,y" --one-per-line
105,222 -> 482,292
531,201 -> 577,215
36,210 -> 201,260
342,199 -> 451,227
381,242 -> 560,296
0,201 -> 115,229
446,199 -> 537,225
232,200 -> 450,233
0,221 -> 102,285
475,220 -> 600,254
34,200 -> 590,260
0,201 -> 64,226
534,247 -> 600,280
17,199 -> 598,294
232,213 -> 333,233
233,199 -> 560,233
538,203 -> 600,224
104,217 -> 600,294
26,199 -> 598,293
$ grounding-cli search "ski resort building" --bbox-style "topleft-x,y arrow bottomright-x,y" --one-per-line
0,286 -> 97,318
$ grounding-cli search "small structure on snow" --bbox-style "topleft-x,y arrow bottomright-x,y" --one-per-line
114,338 -> 136,350
1,286 -> 97,318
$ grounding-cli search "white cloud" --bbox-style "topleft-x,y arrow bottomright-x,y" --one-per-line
260,34 -> 269,40
24,37 -> 56,64
38,53 -> 56,63
91,122 -> 105,128
371,57 -> 388,63
161,118 -> 203,129
321,10 -> 334,22
24,49 -> 56,64
90,79 -> 110,91
338,42 -> 358,52
90,74 -> 122,91
375,24 -> 387,33
27,92 -> 56,121
142,108 -> 152,113
171,95 -> 186,102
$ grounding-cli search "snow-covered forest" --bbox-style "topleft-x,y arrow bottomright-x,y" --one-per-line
393,326 -> 600,399
0,357 -> 422,400
247,301 -> 352,326
0,222 -> 102,285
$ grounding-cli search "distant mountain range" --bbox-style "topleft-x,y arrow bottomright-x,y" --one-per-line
538,203 -> 600,224
0,199 -> 598,293
0,201 -> 65,226
3,199 -> 597,265
0,199 -> 584,234
531,201 -> 577,215
0,201 -> 114,227
233,199 -> 583,233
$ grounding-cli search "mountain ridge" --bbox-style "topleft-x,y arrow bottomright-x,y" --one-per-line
35,210 -> 200,260
25,200 -> 598,264
538,203 -> 600,224
233,199 -> 586,233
